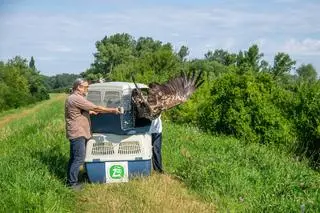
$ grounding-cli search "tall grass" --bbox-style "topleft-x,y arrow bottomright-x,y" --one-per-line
163,122 -> 320,212
0,95 -> 74,212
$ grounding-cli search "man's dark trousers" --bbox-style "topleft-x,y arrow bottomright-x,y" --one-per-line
67,136 -> 86,186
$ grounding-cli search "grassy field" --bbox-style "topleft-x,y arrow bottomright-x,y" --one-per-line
0,94 -> 74,212
163,124 -> 320,212
0,94 -> 215,213
0,94 -> 319,212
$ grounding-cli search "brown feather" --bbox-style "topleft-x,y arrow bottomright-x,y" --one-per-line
132,70 -> 204,120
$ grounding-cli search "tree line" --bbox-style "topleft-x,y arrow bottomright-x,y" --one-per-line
41,73 -> 80,93
2,33 -> 318,168
81,33 -> 319,169
0,55 -> 81,113
0,56 -> 49,112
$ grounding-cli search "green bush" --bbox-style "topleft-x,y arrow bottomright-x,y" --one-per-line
198,70 -> 296,147
0,57 -> 50,112
291,82 -> 320,168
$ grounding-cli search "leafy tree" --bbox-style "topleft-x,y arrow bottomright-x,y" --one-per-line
85,33 -> 182,84
135,37 -> 162,57
199,70 -> 295,146
0,56 -> 49,112
29,56 -> 36,71
291,82 -> 320,167
0,60 -> 32,109
271,52 -> 296,79
205,49 -> 237,66
236,45 -> 269,73
89,33 -> 136,78
177,45 -> 189,61
42,73 -> 80,92
245,45 -> 264,72
147,44 -> 180,76
187,59 -> 228,80
296,64 -> 317,82
110,44 -> 181,84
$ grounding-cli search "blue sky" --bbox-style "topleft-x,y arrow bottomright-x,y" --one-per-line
0,0 -> 319,76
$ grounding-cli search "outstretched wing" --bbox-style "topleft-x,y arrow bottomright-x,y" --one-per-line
132,71 -> 204,120
147,71 -> 204,113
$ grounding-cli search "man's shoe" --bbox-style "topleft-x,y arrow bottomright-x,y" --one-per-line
69,183 -> 83,191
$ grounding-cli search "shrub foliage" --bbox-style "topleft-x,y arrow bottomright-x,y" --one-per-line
0,56 -> 49,112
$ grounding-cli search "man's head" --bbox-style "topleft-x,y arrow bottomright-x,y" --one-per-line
72,78 -> 89,96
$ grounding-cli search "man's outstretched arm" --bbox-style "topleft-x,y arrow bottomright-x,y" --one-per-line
90,106 -> 122,114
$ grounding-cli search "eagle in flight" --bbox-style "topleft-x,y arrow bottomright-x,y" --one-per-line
131,71 -> 204,120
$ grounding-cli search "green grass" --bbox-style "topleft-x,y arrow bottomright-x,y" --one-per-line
0,93 -> 59,119
0,95 -> 74,212
163,122 -> 320,212
1,95 -> 319,212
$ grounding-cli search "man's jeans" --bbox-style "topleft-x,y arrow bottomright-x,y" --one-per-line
151,133 -> 163,173
67,137 -> 86,186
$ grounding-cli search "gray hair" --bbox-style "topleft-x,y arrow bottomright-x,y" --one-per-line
72,78 -> 87,91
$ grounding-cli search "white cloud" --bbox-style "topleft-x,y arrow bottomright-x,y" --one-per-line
1,2 -> 320,74
282,38 -> 320,55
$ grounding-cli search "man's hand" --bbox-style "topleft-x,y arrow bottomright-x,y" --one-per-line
117,107 -> 124,114
89,110 -> 99,115
113,107 -> 124,114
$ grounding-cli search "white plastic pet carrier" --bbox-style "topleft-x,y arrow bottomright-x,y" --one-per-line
84,82 -> 152,183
